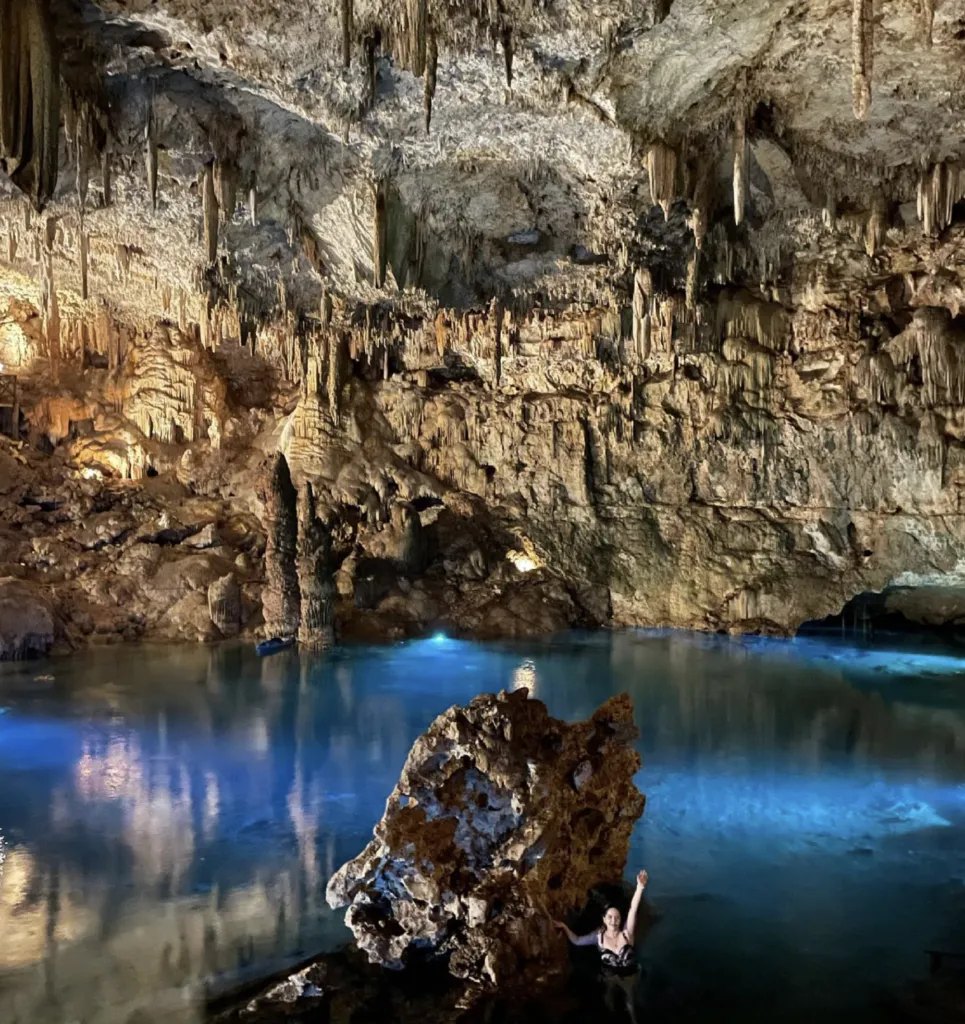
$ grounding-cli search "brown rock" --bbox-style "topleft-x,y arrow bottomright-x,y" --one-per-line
326,689 -> 645,994
296,482 -> 335,648
0,578 -> 55,659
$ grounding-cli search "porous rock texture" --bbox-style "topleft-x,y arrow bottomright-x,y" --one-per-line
325,688 -> 645,991
5,1 -> 965,653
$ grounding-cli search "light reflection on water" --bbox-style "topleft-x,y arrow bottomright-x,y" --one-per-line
0,631 -> 963,1024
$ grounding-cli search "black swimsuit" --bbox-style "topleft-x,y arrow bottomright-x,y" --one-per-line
598,929 -> 637,976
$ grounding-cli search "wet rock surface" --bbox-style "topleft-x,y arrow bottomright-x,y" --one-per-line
326,688 -> 645,993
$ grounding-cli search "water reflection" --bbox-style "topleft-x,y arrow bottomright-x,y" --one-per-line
0,633 -> 963,1024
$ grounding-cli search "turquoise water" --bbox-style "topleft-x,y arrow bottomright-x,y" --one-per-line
0,631 -> 964,1023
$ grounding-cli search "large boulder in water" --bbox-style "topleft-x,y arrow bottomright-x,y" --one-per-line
326,688 -> 645,992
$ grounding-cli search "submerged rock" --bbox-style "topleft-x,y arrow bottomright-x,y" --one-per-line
326,688 -> 645,993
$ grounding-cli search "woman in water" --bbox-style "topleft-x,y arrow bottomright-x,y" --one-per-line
552,869 -> 648,1022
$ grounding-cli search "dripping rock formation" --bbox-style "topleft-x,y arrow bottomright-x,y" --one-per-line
325,688 -> 645,990
5,1 -> 965,652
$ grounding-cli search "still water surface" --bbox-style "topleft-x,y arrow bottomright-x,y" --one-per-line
0,631 -> 964,1024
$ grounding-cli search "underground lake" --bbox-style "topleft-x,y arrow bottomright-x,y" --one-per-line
0,629 -> 964,1024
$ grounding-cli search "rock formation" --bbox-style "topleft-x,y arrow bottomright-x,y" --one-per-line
259,452 -> 300,639
326,689 -> 645,991
296,481 -> 335,648
0,578 -> 54,659
5,1 -> 965,653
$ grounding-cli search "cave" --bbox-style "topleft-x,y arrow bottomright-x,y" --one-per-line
2,1 -> 965,1022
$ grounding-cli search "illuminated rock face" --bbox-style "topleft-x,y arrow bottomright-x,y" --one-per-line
326,689 -> 645,991
5,1 -> 965,650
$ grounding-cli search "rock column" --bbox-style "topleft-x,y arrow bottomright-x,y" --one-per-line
297,481 -> 336,648
260,452 -> 300,638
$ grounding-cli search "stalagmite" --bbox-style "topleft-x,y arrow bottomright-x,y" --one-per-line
202,162 -> 219,265
733,115 -> 746,226
145,102 -> 158,211
646,142 -> 677,219
852,0 -> 873,120
0,0 -> 61,210
297,482 -> 335,648
341,0 -> 353,67
259,452 -> 301,639
502,25 -> 514,88
424,31 -> 438,133
373,180 -> 388,288
249,185 -> 257,226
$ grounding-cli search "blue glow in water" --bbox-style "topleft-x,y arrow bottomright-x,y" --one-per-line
0,631 -> 964,1024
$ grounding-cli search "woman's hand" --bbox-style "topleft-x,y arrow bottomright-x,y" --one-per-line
636,870 -> 648,889
551,919 -> 566,932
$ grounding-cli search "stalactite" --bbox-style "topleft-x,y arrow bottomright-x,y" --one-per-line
492,297 -> 504,384
249,185 -> 257,225
214,159 -> 237,224
502,25 -> 513,88
145,102 -> 158,211
922,0 -> 934,47
733,114 -> 746,226
297,482 -> 335,649
0,0 -> 61,210
632,267 -> 651,360
364,34 -> 378,112
407,0 -> 427,76
79,229 -> 89,300
373,180 -> 388,288
917,161 -> 965,235
864,196 -> 886,255
341,0 -> 354,67
851,0 -> 873,121
686,249 -> 699,310
75,138 -> 89,210
646,142 -> 677,219
202,162 -> 219,265
328,333 -> 345,425
101,148 -> 112,207
424,31 -> 438,133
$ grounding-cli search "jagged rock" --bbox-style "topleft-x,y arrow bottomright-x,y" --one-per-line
259,453 -> 300,638
208,573 -> 242,636
185,523 -> 221,549
326,689 -> 645,992
0,578 -> 54,659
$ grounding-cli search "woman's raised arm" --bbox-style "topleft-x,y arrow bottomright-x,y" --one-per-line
625,870 -> 648,943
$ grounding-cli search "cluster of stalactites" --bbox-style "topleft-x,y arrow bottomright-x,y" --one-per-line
646,142 -> 677,219
851,0 -> 873,120
0,0 -> 60,210
917,161 -> 965,235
